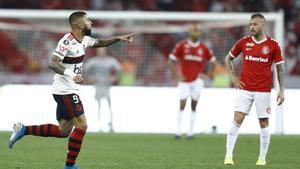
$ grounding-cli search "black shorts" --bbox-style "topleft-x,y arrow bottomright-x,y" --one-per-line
53,93 -> 84,121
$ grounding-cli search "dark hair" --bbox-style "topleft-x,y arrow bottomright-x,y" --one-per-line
69,11 -> 87,25
251,13 -> 265,20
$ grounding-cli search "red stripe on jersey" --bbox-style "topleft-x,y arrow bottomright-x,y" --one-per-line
62,55 -> 84,64
67,33 -> 74,40
70,32 -> 81,43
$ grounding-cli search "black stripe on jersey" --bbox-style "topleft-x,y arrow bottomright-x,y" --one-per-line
62,55 -> 84,64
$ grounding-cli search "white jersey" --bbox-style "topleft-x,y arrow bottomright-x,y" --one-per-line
84,56 -> 121,87
52,32 -> 95,95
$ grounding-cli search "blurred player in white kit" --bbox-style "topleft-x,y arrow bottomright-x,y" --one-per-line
84,48 -> 121,132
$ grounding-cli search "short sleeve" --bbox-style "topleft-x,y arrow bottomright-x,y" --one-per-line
53,38 -> 70,59
83,36 -> 96,48
169,42 -> 182,61
111,57 -> 121,71
229,38 -> 244,58
273,42 -> 284,65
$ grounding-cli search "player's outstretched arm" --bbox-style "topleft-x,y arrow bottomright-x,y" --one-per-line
224,54 -> 245,89
93,33 -> 137,47
48,55 -> 83,84
276,63 -> 285,105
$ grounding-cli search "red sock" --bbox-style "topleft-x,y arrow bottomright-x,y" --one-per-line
25,124 -> 63,137
66,128 -> 86,166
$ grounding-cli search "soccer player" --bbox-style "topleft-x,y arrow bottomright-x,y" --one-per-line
224,13 -> 285,166
8,11 -> 135,169
168,23 -> 217,139
84,48 -> 121,132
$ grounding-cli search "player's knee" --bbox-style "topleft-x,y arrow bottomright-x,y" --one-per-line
234,112 -> 245,125
259,119 -> 269,128
76,122 -> 88,131
59,128 -> 72,137
179,103 -> 186,110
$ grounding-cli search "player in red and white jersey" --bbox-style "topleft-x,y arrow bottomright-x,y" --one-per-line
9,11 -> 136,169
168,23 -> 217,139
224,13 -> 285,166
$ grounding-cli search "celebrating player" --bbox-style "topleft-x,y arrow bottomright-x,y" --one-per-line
223,13 -> 285,166
168,23 -> 217,139
8,11 -> 136,169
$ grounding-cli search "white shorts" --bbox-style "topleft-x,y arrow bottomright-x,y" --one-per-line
178,78 -> 204,100
234,90 -> 271,118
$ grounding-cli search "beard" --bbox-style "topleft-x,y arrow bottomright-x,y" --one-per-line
83,27 -> 91,36
250,30 -> 257,36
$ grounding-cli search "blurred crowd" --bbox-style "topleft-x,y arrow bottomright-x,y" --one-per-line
0,0 -> 299,86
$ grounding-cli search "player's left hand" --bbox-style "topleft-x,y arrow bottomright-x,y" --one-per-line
277,90 -> 284,105
117,33 -> 137,43
198,74 -> 209,80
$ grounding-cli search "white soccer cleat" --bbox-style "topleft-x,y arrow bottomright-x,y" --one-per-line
8,123 -> 26,149
256,159 -> 266,165
224,156 -> 234,165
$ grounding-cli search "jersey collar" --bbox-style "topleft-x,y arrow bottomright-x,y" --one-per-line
251,36 -> 267,44
70,32 -> 82,43
187,39 -> 200,48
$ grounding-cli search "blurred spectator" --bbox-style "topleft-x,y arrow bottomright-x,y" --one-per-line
208,63 -> 231,88
90,0 -> 105,10
119,60 -> 136,86
157,0 -> 173,11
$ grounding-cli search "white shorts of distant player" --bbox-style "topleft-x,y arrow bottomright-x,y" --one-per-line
95,86 -> 111,100
234,90 -> 271,118
178,78 -> 204,100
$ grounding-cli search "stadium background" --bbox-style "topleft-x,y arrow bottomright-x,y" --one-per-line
0,0 -> 299,87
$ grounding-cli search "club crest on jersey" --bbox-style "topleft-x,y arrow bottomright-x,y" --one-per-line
198,49 -> 203,55
266,107 -> 271,114
262,46 -> 270,54
63,40 -> 69,45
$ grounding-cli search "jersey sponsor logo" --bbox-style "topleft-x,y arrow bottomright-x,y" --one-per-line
245,55 -> 268,62
245,42 -> 254,47
59,44 -> 67,52
184,55 -> 202,62
74,64 -> 82,75
262,46 -> 270,54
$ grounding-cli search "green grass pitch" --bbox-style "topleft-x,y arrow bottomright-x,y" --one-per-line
0,132 -> 299,169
